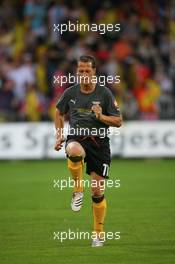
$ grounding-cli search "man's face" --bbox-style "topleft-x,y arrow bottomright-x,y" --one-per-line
77,61 -> 96,84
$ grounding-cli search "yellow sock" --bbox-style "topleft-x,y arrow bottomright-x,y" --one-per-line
67,159 -> 84,193
93,198 -> 107,239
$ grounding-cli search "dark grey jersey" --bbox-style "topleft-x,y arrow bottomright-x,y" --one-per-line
56,84 -> 121,136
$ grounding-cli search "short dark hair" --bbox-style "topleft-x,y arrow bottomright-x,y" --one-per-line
78,55 -> 96,68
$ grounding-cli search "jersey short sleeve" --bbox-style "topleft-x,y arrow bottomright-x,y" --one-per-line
56,88 -> 71,115
105,89 -> 121,117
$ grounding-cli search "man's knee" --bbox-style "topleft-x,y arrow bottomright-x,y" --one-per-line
91,175 -> 105,202
66,141 -> 85,162
91,187 -> 104,197
91,176 -> 105,197
91,181 -> 105,198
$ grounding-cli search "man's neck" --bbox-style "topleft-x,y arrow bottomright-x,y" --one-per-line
80,83 -> 96,94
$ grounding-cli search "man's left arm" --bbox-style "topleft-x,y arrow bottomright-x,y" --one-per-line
91,90 -> 122,127
92,104 -> 122,127
99,113 -> 122,127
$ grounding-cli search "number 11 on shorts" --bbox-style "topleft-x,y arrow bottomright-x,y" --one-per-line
103,164 -> 109,177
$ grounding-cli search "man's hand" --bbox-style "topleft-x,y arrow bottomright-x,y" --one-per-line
55,136 -> 65,151
91,104 -> 102,119
54,126 -> 64,151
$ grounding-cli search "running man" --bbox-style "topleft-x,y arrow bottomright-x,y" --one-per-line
54,55 -> 122,247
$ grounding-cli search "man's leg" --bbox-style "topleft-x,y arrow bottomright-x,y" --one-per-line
66,141 -> 86,211
91,171 -> 106,244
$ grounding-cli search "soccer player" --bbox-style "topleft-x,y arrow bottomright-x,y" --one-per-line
54,55 -> 122,247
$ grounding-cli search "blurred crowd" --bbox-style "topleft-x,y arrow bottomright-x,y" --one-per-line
0,0 -> 174,122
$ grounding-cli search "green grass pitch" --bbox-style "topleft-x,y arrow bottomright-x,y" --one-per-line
0,159 -> 175,264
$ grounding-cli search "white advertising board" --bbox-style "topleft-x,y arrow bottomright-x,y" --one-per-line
0,122 -> 174,159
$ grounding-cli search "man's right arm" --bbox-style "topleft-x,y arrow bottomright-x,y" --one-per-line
54,87 -> 71,151
54,109 -> 65,151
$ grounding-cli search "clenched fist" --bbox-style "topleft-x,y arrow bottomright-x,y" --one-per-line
91,104 -> 102,119
55,137 -> 65,151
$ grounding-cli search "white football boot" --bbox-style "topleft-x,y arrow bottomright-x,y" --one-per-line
92,237 -> 104,247
71,192 -> 84,212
